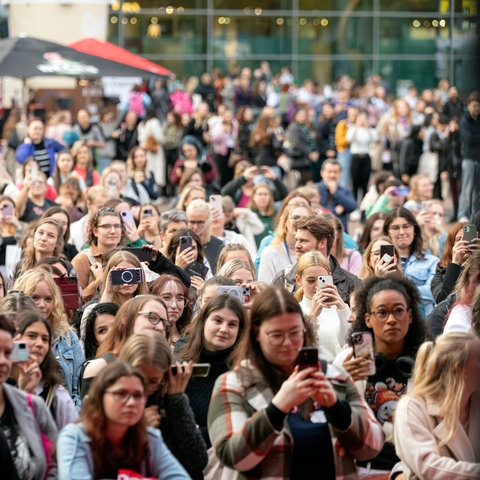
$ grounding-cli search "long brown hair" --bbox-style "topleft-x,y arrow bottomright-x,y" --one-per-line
439,222 -> 469,268
81,361 -> 149,475
232,287 -> 313,393
176,294 -> 247,363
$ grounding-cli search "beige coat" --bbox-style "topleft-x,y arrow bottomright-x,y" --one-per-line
393,392 -> 480,479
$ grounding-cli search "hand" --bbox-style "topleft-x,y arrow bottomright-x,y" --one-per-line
236,282 -> 259,310
310,369 -> 337,407
175,246 -> 196,269
143,244 -> 158,264
451,240 -> 470,265
100,268 -> 115,302
210,205 -> 223,224
167,361 -> 193,394
144,405 -> 162,428
384,185 -> 398,200
272,366 -> 317,413
124,220 -> 140,243
243,165 -> 258,181
17,358 -> 42,393
90,261 -> 103,283
374,255 -> 398,277
415,208 -> 432,227
190,275 -> 205,295
260,166 -> 276,180
318,284 -> 346,310
342,351 -> 373,382
325,180 -> 338,195
309,151 -> 319,163
468,237 -> 480,254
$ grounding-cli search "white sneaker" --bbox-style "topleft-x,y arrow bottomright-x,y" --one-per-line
349,210 -> 361,222
458,216 -> 470,223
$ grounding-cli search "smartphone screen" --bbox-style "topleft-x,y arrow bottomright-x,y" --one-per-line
380,244 -> 394,258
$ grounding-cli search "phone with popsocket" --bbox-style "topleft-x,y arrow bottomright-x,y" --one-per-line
2,204 -> 12,217
380,244 -> 394,263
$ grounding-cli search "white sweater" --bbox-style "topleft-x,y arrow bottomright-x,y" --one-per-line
300,296 -> 351,362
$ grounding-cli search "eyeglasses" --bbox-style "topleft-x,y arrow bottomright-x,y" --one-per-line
138,311 -> 171,331
32,180 -> 46,186
97,223 -> 122,230
188,220 -> 206,226
160,294 -> 187,307
105,389 -> 146,404
370,307 -> 409,321
264,328 -> 305,346
389,223 -> 414,232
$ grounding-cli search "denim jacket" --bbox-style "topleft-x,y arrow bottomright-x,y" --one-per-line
403,253 -> 439,316
57,423 -> 191,479
54,330 -> 85,410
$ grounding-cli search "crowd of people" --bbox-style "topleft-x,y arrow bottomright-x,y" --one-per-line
0,65 -> 479,479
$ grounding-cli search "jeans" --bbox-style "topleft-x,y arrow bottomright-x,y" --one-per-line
337,149 -> 352,190
458,159 -> 480,219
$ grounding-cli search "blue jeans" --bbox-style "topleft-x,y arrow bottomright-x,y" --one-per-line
458,159 -> 480,219
337,149 -> 352,190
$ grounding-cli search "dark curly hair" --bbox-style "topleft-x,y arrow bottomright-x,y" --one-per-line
383,207 -> 424,259
348,276 -> 429,358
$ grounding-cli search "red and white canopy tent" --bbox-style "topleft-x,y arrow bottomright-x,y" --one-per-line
69,38 -> 172,78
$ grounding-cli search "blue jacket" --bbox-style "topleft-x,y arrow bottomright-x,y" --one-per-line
403,253 -> 439,316
54,331 -> 85,410
57,423 -> 191,479
315,180 -> 357,232
16,137 -> 65,176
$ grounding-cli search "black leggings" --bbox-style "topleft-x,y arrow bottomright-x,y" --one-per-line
350,154 -> 372,202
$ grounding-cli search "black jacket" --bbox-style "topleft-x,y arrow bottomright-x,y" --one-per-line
430,261 -> 462,304
459,111 -> 480,161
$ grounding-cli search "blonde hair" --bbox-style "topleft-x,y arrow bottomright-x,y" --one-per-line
217,259 -> 256,281
14,268 -> 72,338
294,251 -> 330,302
271,202 -> 312,246
409,333 -> 480,446
407,173 -> 431,203
176,185 -> 206,211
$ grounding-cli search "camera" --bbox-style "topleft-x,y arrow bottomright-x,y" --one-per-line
143,208 -> 153,218
217,286 -> 251,303
111,268 -> 144,285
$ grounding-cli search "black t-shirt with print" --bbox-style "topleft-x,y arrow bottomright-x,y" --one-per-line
362,358 -> 409,470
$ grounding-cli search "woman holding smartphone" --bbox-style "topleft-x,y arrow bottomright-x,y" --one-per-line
334,276 -> 428,478
207,286 -> 383,479
119,330 -> 208,480
294,251 -> 350,362
137,203 -> 162,249
175,294 -> 247,448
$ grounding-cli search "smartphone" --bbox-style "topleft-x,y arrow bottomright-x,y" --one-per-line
2,204 -> 13,217
421,200 -> 432,211
317,275 -> 333,290
380,244 -> 394,259
209,194 -> 223,212
12,341 -> 29,363
192,363 -> 211,378
217,285 -> 251,303
463,224 -> 477,243
143,208 -> 153,218
170,363 -> 211,377
110,268 -> 144,285
124,247 -> 153,263
179,235 -> 193,252
186,261 -> 209,280
351,332 -> 376,376
297,347 -> 319,372
29,168 -> 38,181
392,186 -> 410,197
120,210 -> 135,229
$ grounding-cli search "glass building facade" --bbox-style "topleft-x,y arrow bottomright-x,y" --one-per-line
108,0 -> 479,94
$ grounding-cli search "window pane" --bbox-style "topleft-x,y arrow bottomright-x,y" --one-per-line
213,0 -> 291,8
213,16 -> 292,56
297,16 -> 373,55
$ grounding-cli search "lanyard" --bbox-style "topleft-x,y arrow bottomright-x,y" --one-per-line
284,240 -> 294,264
